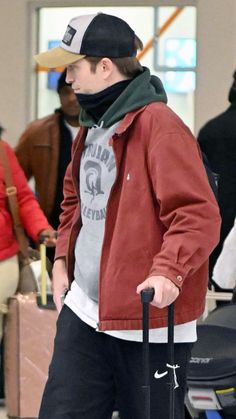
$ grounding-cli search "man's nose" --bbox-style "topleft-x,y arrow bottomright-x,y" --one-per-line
65,70 -> 72,84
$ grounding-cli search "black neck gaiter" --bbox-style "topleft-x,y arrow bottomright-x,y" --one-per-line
76,79 -> 131,123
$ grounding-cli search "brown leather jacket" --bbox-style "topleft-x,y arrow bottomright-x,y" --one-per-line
15,113 -> 61,218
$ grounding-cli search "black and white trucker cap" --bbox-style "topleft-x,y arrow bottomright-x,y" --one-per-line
34,13 -> 136,68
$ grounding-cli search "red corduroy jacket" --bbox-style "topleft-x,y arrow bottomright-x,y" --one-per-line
55,103 -> 221,330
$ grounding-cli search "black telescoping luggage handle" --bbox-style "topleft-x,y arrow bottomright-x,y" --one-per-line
141,288 -> 155,419
140,288 -> 175,419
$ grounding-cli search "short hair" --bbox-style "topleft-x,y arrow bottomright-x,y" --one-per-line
85,35 -> 143,78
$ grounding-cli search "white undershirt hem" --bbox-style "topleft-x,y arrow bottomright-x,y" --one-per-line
65,281 -> 197,343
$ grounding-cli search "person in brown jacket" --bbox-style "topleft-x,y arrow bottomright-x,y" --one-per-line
15,70 -> 80,261
15,69 -> 80,228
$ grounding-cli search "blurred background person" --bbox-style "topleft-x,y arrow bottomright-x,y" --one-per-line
197,69 -> 236,283
15,69 -> 80,262
213,216 -> 236,291
0,137 -> 56,340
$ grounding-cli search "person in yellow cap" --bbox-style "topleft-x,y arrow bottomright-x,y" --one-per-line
35,12 -> 220,419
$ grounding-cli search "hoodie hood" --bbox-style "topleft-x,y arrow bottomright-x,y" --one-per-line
79,67 -> 167,128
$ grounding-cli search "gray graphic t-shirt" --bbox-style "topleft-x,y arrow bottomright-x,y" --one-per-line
74,123 -> 119,301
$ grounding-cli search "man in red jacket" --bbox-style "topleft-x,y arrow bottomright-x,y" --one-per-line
34,13 -> 221,419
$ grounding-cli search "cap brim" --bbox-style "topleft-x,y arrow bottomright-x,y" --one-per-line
34,46 -> 85,68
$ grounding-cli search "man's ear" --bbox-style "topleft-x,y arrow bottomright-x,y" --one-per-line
99,58 -> 114,80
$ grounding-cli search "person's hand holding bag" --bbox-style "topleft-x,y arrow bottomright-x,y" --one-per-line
39,230 -> 57,247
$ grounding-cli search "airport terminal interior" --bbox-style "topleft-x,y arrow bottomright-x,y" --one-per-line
0,0 -> 236,418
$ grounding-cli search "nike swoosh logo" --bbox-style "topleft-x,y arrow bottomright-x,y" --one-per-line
154,370 -> 168,379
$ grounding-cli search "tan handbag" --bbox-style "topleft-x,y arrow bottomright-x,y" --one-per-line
0,140 -> 52,293
18,248 -> 52,294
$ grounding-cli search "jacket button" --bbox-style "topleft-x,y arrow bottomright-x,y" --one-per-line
176,275 -> 182,281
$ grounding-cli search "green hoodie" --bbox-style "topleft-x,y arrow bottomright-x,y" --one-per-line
79,67 -> 167,128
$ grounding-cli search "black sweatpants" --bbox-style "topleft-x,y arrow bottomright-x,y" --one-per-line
39,305 -> 193,419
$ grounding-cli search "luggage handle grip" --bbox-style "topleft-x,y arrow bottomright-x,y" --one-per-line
141,288 -> 155,304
